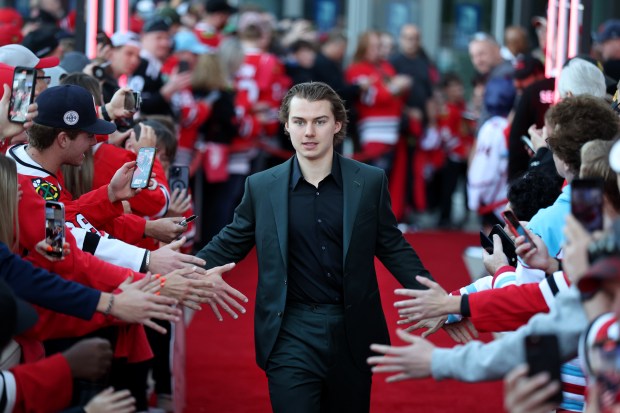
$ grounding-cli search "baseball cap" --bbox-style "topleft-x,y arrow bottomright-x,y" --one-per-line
22,26 -> 60,58
0,24 -> 22,47
110,31 -> 141,49
0,8 -> 23,27
34,85 -> 117,135
577,256 -> 620,294
206,0 -> 237,14
596,19 -> 620,44
0,44 -> 59,69
143,16 -> 170,34
513,54 -> 545,80
173,30 -> 211,54
0,279 -> 38,346
60,51 -> 91,74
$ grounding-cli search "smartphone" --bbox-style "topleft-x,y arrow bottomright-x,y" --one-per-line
525,334 -> 563,405
131,147 -> 157,189
502,210 -> 536,248
178,60 -> 190,73
489,225 -> 518,267
168,165 -> 189,193
178,215 -> 197,227
124,91 -> 142,112
571,178 -> 604,233
9,67 -> 36,123
480,231 -> 494,254
44,201 -> 65,258
521,135 -> 535,152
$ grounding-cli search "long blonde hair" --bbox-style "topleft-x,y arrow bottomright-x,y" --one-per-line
0,154 -> 19,251
191,53 -> 228,92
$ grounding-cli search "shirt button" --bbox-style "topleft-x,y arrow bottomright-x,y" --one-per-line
327,273 -> 332,278
321,246 -> 326,251
277,311 -> 283,317
317,218 -> 322,223
284,279 -> 287,285
316,191 -> 320,196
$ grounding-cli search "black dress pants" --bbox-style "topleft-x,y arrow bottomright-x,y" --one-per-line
265,302 -> 372,413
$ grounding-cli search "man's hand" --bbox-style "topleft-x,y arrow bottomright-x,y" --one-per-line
144,217 -> 186,243
110,275 -> 182,334
124,123 -> 157,154
394,276 -> 454,320
106,87 -> 135,120
106,129 -> 132,148
563,214 -> 593,284
108,161 -> 141,203
367,329 -> 435,381
63,338 -> 113,381
443,319 -> 479,343
160,70 -> 192,101
399,315 -> 447,337
515,227 -> 554,272
165,188 -> 192,217
85,388 -> 135,413
504,364 -> 560,413
0,84 -> 38,140
148,237 -> 206,274
483,234 -> 510,275
187,263 -> 249,321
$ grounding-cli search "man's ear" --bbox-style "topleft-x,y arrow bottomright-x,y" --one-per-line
56,131 -> 70,149
334,121 -> 342,134
284,122 -> 290,135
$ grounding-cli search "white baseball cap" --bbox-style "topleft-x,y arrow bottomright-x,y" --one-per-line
0,44 -> 59,68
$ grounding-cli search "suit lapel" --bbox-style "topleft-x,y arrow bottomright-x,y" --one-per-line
269,159 -> 292,272
341,156 -> 363,266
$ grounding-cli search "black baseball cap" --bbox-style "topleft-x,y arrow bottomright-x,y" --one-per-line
596,19 -> 620,43
513,54 -> 544,80
22,26 -> 59,58
34,85 -> 117,135
206,0 -> 237,14
0,279 -> 38,346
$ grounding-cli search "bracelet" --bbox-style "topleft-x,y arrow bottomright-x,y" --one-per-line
104,294 -> 115,316
100,104 -> 112,121
140,251 -> 151,272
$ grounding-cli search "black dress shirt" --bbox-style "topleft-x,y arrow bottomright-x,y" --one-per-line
287,155 -> 344,304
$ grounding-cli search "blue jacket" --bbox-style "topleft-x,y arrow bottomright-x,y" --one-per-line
0,242 -> 99,320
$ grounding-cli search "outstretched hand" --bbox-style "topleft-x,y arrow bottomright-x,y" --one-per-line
185,263 -> 249,321
367,329 -> 435,382
394,276 -> 452,320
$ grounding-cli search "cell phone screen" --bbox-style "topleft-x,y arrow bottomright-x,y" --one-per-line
10,67 -> 36,123
571,178 -> 604,233
502,210 -> 535,247
525,334 -> 563,404
45,201 -> 65,257
124,91 -> 141,111
178,60 -> 190,73
521,135 -> 535,152
131,147 -> 157,189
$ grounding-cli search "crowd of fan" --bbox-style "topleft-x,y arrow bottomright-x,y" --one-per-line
1,0 -> 620,411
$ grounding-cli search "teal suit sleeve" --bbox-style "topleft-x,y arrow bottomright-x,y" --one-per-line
196,177 -> 257,269
374,173 -> 434,289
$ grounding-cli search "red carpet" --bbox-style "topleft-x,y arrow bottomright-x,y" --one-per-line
185,232 -> 505,412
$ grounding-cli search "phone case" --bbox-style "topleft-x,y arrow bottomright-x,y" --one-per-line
490,225 -> 518,267
571,178 -> 604,233
169,165 -> 189,192
9,67 -> 36,123
525,334 -> 563,404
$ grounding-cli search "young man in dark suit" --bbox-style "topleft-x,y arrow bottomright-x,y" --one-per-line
196,81 -> 439,412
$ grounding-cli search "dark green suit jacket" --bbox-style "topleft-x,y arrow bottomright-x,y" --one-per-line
196,154 -> 433,371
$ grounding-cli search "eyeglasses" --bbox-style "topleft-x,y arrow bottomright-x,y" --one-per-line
36,75 -> 51,85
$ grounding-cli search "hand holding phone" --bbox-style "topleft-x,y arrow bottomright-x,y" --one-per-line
502,210 -> 536,249
131,147 -> 157,189
521,135 -> 535,154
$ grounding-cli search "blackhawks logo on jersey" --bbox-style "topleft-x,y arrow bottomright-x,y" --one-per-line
32,178 -> 60,200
